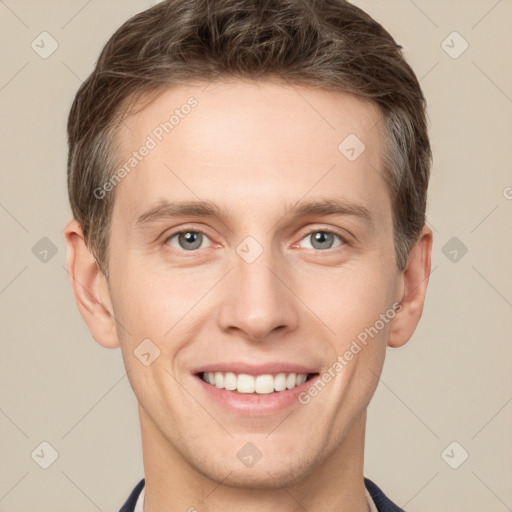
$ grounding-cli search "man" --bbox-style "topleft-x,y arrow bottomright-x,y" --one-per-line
64,0 -> 432,510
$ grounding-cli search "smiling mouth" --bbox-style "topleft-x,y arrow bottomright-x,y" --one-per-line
197,371 -> 318,395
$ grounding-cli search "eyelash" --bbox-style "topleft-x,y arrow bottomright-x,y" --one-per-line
163,226 -> 348,254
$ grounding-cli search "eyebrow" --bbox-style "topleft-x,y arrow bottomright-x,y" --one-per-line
134,198 -> 373,229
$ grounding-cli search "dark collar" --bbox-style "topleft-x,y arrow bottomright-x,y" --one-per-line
364,478 -> 406,511
120,477 -> 406,511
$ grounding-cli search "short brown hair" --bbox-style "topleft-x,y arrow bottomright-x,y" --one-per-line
67,0 -> 431,277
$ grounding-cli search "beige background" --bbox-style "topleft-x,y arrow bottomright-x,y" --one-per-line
0,0 -> 511,510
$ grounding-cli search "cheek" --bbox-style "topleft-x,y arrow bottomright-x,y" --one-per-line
298,261 -> 398,347
109,262 -> 225,389
110,265 -> 197,338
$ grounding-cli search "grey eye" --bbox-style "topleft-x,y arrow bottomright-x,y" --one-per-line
167,231 -> 210,251
301,231 -> 343,250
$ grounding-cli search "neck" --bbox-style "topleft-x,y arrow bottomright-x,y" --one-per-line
138,405 -> 369,512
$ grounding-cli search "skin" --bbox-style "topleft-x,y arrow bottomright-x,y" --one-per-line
64,80 -> 432,512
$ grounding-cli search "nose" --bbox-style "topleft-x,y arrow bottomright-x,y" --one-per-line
217,245 -> 300,343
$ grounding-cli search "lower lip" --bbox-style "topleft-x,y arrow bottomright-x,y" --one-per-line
193,374 -> 319,417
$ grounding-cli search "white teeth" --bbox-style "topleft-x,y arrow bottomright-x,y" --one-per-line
237,374 -> 255,393
255,374 -> 274,394
286,373 -> 296,389
274,373 -> 287,392
201,371 -> 310,394
297,374 -> 307,385
214,372 -> 224,388
224,372 -> 237,390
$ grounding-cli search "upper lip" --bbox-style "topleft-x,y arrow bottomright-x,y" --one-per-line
193,362 -> 319,376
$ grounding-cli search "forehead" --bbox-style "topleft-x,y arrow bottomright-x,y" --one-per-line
112,80 -> 389,226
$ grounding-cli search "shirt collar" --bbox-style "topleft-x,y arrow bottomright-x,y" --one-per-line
133,484 -> 378,511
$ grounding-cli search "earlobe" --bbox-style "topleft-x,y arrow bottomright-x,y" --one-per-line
63,219 -> 120,349
387,225 -> 433,348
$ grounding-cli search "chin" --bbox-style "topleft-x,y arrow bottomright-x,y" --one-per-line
193,452 -> 319,490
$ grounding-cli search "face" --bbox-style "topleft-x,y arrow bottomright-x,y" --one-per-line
100,80 -> 405,487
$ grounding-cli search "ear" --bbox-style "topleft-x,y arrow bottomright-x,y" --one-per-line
387,225 -> 433,348
63,219 -> 120,349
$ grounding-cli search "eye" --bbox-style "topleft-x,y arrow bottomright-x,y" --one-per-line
165,230 -> 212,251
298,230 -> 344,251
